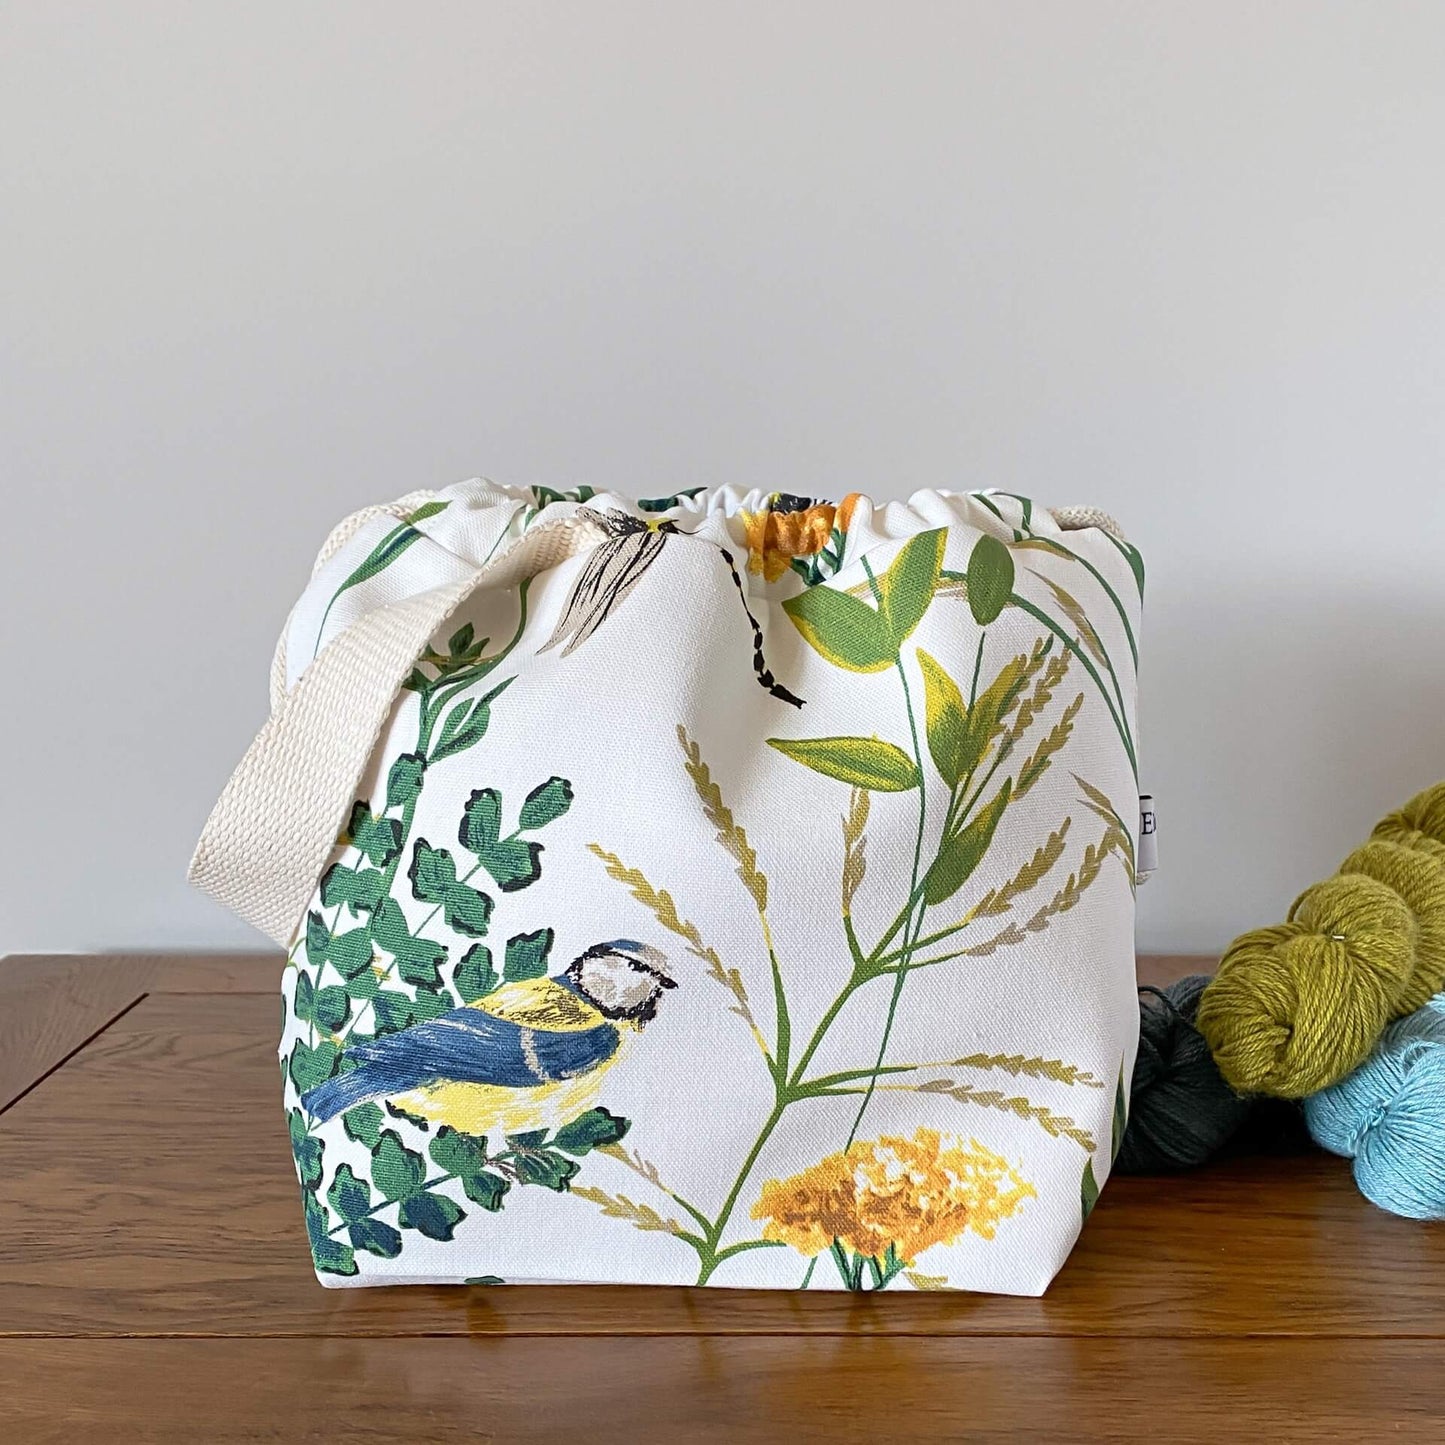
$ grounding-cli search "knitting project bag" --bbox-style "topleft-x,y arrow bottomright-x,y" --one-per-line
191,482 -> 1144,1295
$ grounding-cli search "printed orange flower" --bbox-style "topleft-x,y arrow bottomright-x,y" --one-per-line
750,1128 -> 1035,1265
742,493 -> 862,582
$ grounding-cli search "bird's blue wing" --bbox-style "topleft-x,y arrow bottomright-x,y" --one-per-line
344,1004 -> 621,1091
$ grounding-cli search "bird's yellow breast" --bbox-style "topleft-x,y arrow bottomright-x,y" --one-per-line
398,1054 -> 624,1136
473,979 -> 605,1031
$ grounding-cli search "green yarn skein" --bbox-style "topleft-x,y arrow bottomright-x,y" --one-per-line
1197,782 -> 1445,1099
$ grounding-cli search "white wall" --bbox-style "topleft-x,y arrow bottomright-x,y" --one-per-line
2,2 -> 1442,955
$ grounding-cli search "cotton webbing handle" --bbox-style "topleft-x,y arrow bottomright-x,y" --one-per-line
189,511 -> 607,947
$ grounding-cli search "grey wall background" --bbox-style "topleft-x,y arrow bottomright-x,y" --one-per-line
2,2 -> 1442,955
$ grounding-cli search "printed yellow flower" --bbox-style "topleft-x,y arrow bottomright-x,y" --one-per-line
750,1128 -> 1035,1264
742,493 -> 862,582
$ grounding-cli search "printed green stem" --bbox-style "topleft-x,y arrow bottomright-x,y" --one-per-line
693,1099 -> 788,1284
1008,592 -> 1137,782
843,654 -> 928,1145
1043,540 -> 1139,668
326,1170 -> 453,1236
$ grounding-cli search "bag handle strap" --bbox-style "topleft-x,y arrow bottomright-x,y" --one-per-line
188,510 -> 607,947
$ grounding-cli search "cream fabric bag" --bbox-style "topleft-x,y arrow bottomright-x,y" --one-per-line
191,481 -> 1144,1295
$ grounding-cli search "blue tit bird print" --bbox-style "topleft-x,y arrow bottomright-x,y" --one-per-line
301,940 -> 675,1136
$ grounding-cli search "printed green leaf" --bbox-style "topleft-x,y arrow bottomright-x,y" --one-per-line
917,649 -> 981,788
305,912 -> 330,968
1081,1157 -> 1101,1221
875,528 -> 946,646
509,1148 -> 580,1192
532,484 -> 597,507
448,622 -> 475,657
459,788 -> 503,850
349,1218 -> 404,1258
965,534 -> 1015,625
454,944 -> 499,1003
320,863 -> 386,915
480,837 -> 543,892
519,776 -> 575,831
295,974 -> 350,1032
328,926 -> 376,979
552,1107 -> 630,1157
295,975 -> 352,1033
444,883 -> 494,938
460,1170 -> 511,1211
425,1126 -> 509,1216
370,898 -> 447,986
504,929 -> 555,983
1111,1068 -> 1128,1161
406,499 -> 450,525
327,1163 -> 373,1223
407,841 -> 494,939
434,695 -> 489,754
410,988 -> 451,1023
1108,534 -> 1146,601
372,987 -> 449,1035
371,1130 -> 426,1201
338,523 -> 424,591
370,990 -> 412,1034
638,485 -> 706,513
961,651 -> 1034,764
399,1191 -> 465,1240
386,753 -> 427,811
316,987 -> 351,1033
386,1100 -> 433,1131
429,1126 -> 490,1178
782,584 -> 896,673
304,1194 -> 358,1277
346,969 -> 381,1001
432,699 -> 494,763
923,779 -> 1014,905
408,838 -> 458,903
344,802 -> 403,868
313,518 -> 438,658
290,1039 -> 339,1096
342,1101 -> 384,1149
459,789 -> 544,892
766,735 -> 921,792
292,972 -> 317,1023
288,1110 -> 324,1190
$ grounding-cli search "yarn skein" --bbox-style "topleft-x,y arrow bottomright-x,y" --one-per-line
1302,997 -> 1445,1220
1117,975 -> 1255,1173
1197,782 -> 1445,1099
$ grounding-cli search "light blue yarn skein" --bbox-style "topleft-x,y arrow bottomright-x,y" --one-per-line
1303,997 -> 1445,1220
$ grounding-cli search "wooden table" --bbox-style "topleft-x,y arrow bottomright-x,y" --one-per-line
1,953 -> 1441,1443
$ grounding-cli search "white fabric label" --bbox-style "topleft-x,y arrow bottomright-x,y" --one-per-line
1137,794 -> 1158,879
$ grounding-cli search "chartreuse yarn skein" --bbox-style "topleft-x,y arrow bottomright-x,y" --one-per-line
1196,782 -> 1445,1099
1302,997 -> 1445,1220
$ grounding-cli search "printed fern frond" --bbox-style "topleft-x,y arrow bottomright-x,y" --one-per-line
970,819 -> 1071,918
677,725 -> 769,912
587,843 -> 765,1048
949,1051 -> 1105,1088
1015,694 -> 1084,800
908,1079 -> 1097,1153
571,1186 -> 686,1236
841,787 -> 870,915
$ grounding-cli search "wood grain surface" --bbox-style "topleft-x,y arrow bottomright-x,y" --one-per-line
2,952 -> 1441,1442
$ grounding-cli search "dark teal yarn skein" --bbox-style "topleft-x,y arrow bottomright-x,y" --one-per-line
1117,975 -> 1256,1173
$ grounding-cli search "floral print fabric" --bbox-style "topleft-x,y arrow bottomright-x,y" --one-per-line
277,481 -> 1143,1295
